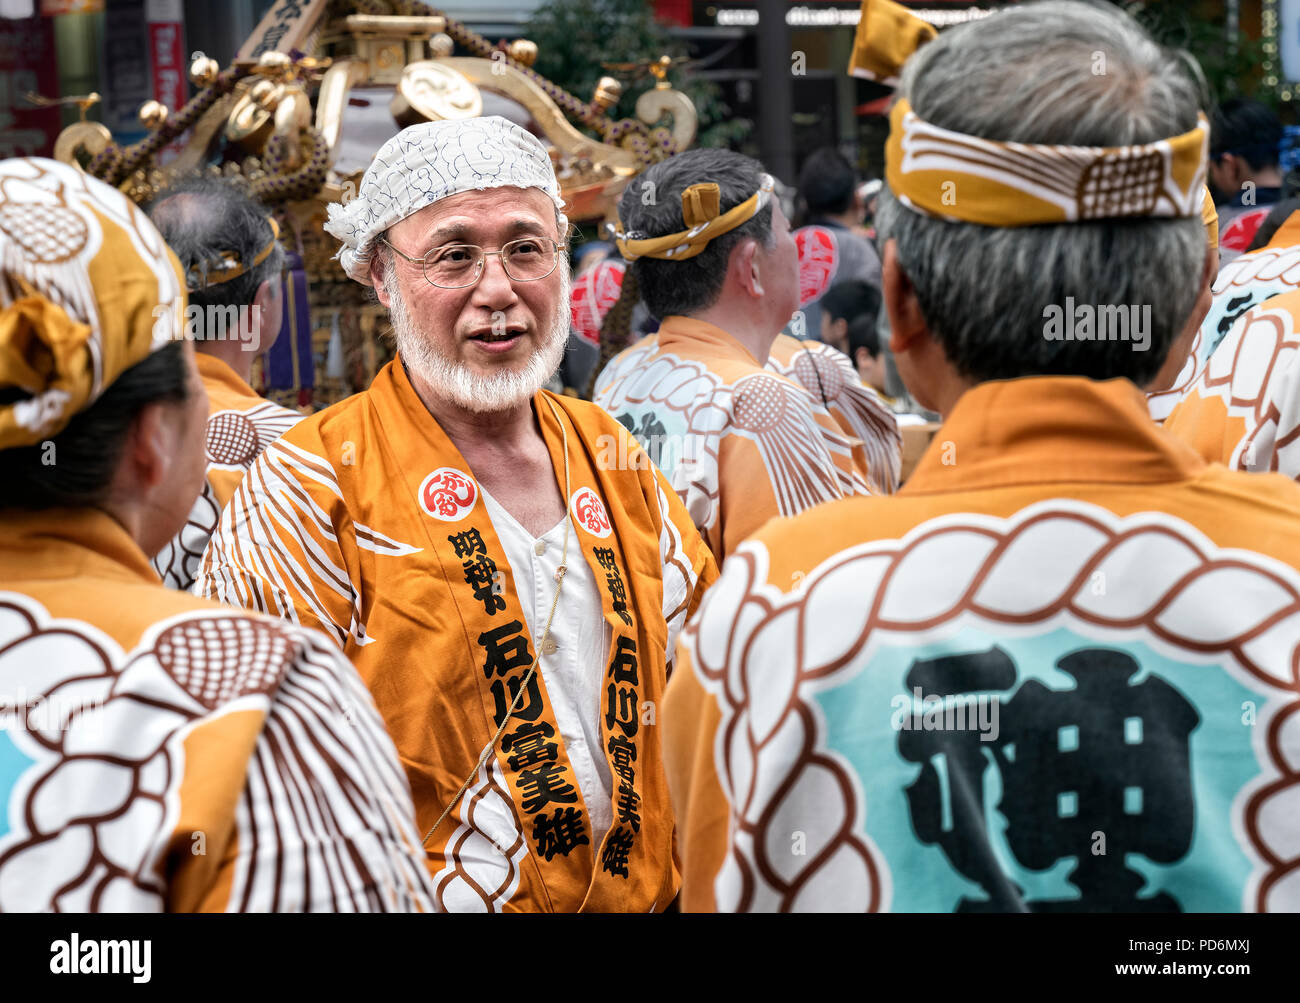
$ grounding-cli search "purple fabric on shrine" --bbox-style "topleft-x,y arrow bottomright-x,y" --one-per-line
263,250 -> 313,398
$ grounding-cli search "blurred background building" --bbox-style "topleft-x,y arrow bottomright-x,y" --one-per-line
1,0 -> 1294,187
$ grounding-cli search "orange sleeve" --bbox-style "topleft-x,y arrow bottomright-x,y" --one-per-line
197,436 -> 361,648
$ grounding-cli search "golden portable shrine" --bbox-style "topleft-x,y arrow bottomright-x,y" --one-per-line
48,0 -> 697,411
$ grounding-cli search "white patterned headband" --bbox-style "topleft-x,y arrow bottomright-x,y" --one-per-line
324,115 -> 564,286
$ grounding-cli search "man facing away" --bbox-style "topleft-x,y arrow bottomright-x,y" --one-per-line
146,175 -> 303,591
199,117 -> 716,912
1210,97 -> 1286,263
594,149 -> 899,561
664,0 -> 1300,913
0,158 -> 432,912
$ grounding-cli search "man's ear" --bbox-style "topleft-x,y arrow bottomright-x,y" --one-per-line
253,276 -> 280,314
1201,243 -> 1219,289
125,401 -> 173,493
252,277 -> 284,349
1221,153 -> 1249,192
370,252 -> 393,308
882,238 -> 927,354
734,238 -> 764,299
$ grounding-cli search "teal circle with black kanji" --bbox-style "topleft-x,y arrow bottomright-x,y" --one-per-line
811,625 -> 1279,913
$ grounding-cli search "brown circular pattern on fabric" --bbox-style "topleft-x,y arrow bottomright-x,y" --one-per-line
1078,152 -> 1162,219
0,203 -> 89,263
732,375 -> 789,434
793,350 -> 845,404
206,412 -> 260,466
154,617 -> 288,711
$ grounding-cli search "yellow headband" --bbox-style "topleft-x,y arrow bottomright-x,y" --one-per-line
613,174 -> 775,261
186,216 -> 281,292
886,99 -> 1209,227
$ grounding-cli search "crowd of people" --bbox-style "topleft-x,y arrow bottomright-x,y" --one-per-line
0,0 -> 1298,913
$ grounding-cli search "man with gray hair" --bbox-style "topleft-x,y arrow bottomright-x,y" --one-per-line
146,174 -> 303,591
595,147 -> 899,562
198,116 -> 716,913
664,0 -> 1300,912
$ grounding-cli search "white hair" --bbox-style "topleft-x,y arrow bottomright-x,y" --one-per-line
383,252 -> 570,414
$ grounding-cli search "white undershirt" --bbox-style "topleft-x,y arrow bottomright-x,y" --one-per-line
479,486 -> 615,854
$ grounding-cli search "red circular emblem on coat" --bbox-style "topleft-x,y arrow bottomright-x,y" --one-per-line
419,467 -> 478,521
569,487 -> 612,538
795,225 -> 840,308
569,259 -> 626,347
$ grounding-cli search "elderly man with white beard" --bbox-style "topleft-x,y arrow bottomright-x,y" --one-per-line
199,117 -> 717,913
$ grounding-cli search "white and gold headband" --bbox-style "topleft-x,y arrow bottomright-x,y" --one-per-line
613,174 -> 775,261
886,99 -> 1209,227
852,0 -> 1212,229
186,216 -> 280,292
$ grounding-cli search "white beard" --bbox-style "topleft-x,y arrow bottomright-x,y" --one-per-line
386,258 -> 570,415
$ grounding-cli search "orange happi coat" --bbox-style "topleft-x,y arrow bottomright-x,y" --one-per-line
595,318 -> 899,560
200,358 -> 716,912
0,507 -> 433,912
1165,287 -> 1300,478
667,376 -> 1300,913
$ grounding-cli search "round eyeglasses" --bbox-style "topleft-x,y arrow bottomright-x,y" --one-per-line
379,236 -> 568,289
